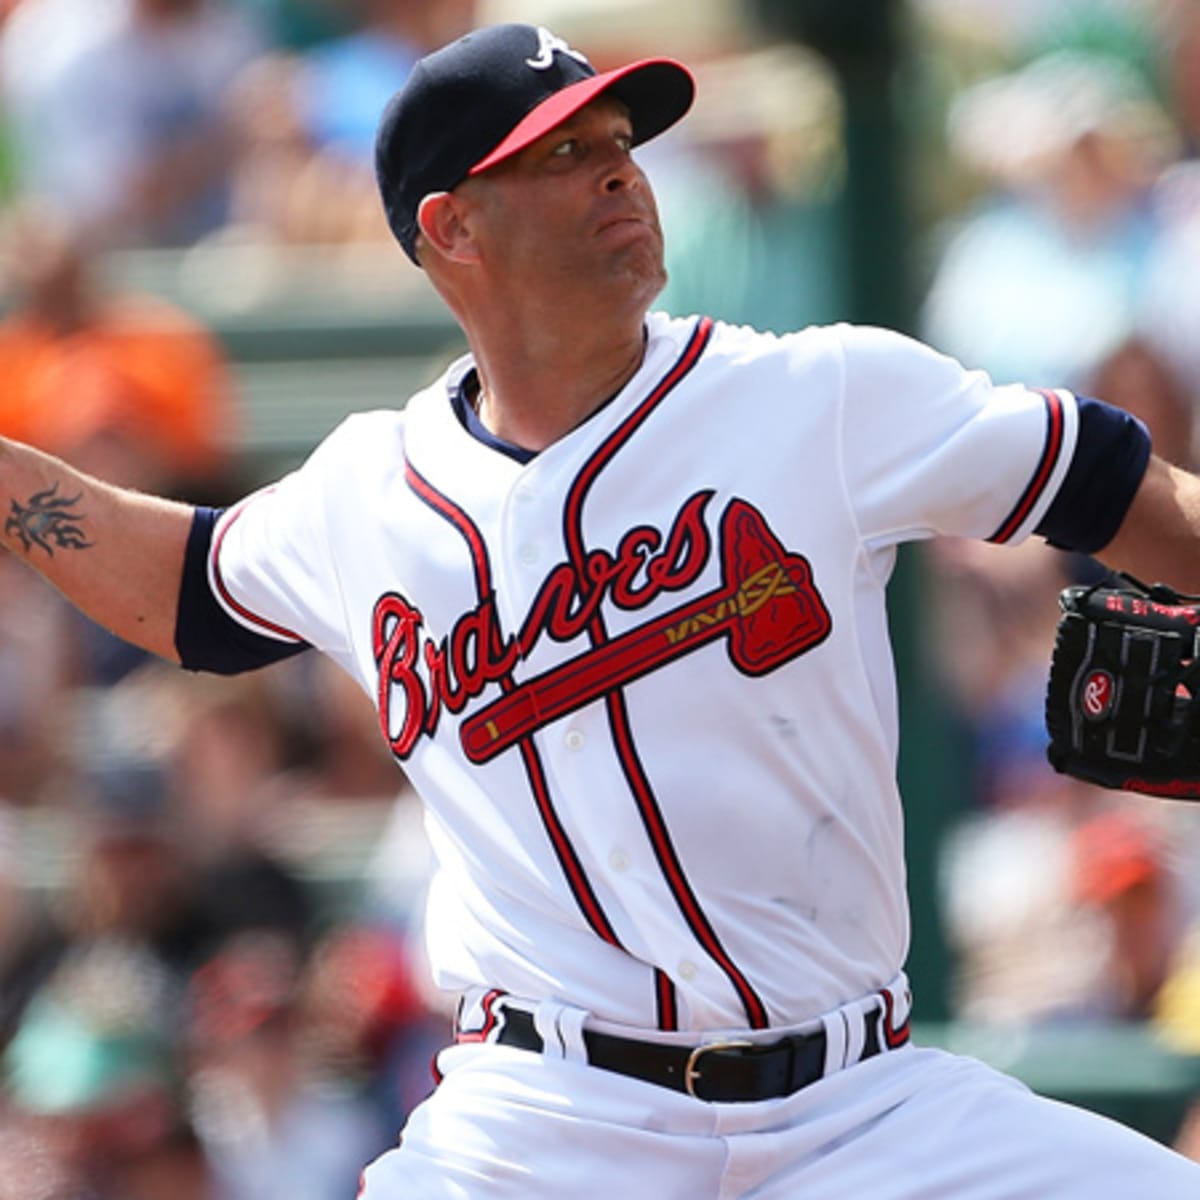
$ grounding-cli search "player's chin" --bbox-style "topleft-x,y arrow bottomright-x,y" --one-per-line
604,223 -> 666,289
602,216 -> 665,265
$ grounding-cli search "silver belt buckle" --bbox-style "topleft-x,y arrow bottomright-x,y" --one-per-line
684,1039 -> 754,1099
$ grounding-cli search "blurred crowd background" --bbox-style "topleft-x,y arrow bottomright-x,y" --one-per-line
2,0 -> 1200,1194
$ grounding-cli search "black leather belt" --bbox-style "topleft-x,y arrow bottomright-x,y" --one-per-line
490,1001 -> 900,1103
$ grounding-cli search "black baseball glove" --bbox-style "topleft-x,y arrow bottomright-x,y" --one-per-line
1045,574 -> 1200,798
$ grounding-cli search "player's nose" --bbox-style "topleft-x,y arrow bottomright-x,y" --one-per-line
601,148 -> 643,194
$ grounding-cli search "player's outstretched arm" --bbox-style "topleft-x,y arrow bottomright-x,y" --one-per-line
0,437 -> 192,663
1095,454 -> 1200,591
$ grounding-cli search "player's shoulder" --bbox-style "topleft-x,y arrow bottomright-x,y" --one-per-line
324,405 -> 408,443
311,352 -> 479,470
717,316 -> 980,387
301,406 -> 409,478
648,309 -> 843,359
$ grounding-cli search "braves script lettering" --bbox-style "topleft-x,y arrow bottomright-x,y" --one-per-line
373,490 -> 715,759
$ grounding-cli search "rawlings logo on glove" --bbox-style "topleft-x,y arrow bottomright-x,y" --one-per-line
1046,575 -> 1200,798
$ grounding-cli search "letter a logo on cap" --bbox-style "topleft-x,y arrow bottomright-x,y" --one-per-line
525,26 -> 589,71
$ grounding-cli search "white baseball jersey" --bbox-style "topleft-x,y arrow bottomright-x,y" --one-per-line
208,311 -> 1076,1034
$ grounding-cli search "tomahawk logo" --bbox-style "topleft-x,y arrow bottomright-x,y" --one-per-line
525,26 -> 589,70
460,499 -> 831,762
372,495 -> 831,762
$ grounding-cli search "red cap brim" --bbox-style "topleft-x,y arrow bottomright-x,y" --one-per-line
468,57 -> 694,176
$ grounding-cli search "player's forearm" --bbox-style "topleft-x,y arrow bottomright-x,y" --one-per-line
1095,455 -> 1200,592
0,437 -> 192,662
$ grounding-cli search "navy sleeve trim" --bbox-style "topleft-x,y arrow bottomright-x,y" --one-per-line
1034,395 -> 1151,554
175,507 -> 310,675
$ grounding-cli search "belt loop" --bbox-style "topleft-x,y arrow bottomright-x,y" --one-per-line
841,1002 -> 868,1068
820,1009 -> 849,1076
533,1000 -> 590,1063
533,1001 -> 566,1059
556,1006 -> 589,1065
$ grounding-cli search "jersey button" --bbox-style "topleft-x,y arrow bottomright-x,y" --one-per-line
679,960 -> 698,981
564,729 -> 585,751
608,848 -> 628,873
518,543 -> 540,566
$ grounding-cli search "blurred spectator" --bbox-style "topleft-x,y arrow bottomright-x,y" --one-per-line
156,670 -> 317,952
941,802 -> 1107,1023
108,1119 -> 215,1200
0,759 -> 208,1046
0,205 -> 240,498
1086,333 -> 1196,468
0,806 -> 26,956
296,0 -> 476,165
279,655 -> 409,804
0,1121 -> 86,1200
0,553 -> 76,804
924,535 -> 1074,812
1137,165 -> 1200,453
298,922 -> 445,1139
0,745 -> 314,1046
185,929 -> 388,1200
224,0 -> 476,246
1163,0 -> 1200,160
0,204 -> 242,686
912,0 -> 1077,48
0,1 -> 16,205
0,0 -> 266,248
945,792 -> 1190,1027
1070,806 -> 1180,1020
1,939 -> 188,1198
921,49 -> 1175,390
1134,1 -> 1200,457
942,797 -> 1190,1025
655,41 -> 848,333
236,0 -> 350,51
1047,332 -> 1199,594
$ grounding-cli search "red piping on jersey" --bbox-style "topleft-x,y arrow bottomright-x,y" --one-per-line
518,735 -> 622,946
454,988 -> 504,1043
988,389 -> 1066,544
878,986 -> 911,1049
655,966 -> 678,1030
404,465 -> 495,598
560,316 -> 770,1032
404,460 -> 623,949
210,493 -> 305,643
562,319 -> 715,545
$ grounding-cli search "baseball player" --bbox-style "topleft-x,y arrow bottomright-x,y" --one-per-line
4,20 -> 1200,1199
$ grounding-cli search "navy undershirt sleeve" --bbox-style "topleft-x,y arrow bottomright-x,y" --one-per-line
175,506 -> 311,675
1033,395 -> 1151,555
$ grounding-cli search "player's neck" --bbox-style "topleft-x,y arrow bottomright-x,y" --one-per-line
471,324 -> 647,452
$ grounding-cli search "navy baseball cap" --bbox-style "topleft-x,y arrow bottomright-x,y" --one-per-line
375,23 -> 695,264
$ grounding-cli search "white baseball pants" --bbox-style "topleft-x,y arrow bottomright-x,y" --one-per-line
359,1001 -> 1200,1198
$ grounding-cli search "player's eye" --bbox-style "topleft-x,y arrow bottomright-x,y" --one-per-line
550,138 -> 578,158
615,132 -> 633,152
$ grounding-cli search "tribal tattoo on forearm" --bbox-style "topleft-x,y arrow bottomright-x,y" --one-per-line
5,482 -> 93,556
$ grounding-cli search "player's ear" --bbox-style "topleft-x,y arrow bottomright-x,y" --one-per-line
417,192 -> 479,266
